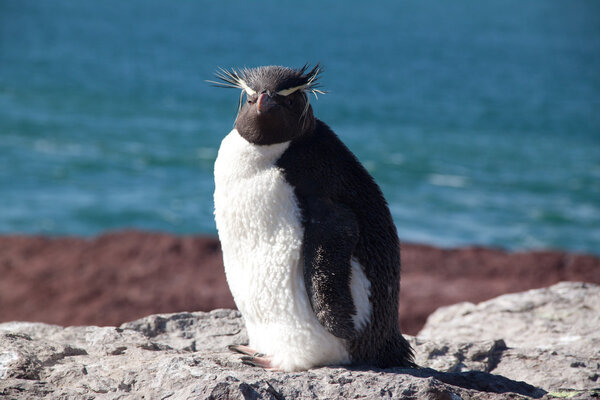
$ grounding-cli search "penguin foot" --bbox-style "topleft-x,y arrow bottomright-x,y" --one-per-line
228,344 -> 264,357
240,355 -> 278,371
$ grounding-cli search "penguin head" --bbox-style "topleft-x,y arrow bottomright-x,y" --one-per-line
211,65 -> 324,145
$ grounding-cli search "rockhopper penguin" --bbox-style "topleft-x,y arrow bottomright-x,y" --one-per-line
211,65 -> 415,372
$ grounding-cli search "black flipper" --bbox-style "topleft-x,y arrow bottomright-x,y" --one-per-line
303,197 -> 360,340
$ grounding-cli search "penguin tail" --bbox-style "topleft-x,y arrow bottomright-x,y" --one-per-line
396,334 -> 418,368
378,333 -> 418,369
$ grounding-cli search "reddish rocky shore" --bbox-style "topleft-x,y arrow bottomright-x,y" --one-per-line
1,230 -> 598,335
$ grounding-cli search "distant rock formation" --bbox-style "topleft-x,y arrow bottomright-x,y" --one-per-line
1,282 -> 598,399
1,231 -> 598,334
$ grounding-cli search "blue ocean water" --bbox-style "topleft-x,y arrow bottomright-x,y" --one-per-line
1,0 -> 599,254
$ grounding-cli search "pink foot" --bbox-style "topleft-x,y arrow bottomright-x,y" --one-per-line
228,344 -> 262,357
241,354 -> 280,371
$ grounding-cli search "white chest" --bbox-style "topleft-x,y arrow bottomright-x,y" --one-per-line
213,129 -> 349,371
214,130 -> 304,320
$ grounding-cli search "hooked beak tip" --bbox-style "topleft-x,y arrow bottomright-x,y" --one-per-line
257,93 -> 274,114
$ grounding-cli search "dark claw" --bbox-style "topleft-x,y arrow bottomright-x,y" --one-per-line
228,345 -> 244,354
228,345 -> 265,357
241,356 -> 259,367
227,345 -> 250,355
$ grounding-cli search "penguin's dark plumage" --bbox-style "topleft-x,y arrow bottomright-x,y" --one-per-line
210,65 -> 323,145
213,65 -> 415,371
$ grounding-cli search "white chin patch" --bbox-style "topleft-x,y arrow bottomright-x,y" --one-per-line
350,258 -> 372,331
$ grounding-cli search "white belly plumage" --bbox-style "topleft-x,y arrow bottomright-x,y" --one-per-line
214,129 -> 350,371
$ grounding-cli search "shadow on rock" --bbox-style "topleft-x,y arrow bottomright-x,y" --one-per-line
352,366 -> 547,399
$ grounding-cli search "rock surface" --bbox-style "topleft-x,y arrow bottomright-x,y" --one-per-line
1,282 -> 599,399
418,281 -> 600,392
1,231 -> 599,335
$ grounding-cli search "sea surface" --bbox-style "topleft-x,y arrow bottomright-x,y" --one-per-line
1,0 -> 599,254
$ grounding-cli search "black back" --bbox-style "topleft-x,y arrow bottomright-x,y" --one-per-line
277,120 -> 415,368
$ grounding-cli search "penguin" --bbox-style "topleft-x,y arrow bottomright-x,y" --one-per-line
211,64 -> 415,372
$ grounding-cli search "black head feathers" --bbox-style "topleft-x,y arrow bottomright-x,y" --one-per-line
209,64 -> 325,99
210,65 -> 325,146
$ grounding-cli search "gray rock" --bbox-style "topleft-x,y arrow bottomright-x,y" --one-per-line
0,283 -> 598,399
418,281 -> 600,392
